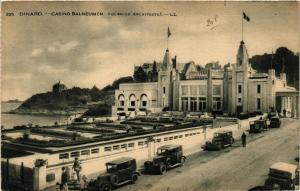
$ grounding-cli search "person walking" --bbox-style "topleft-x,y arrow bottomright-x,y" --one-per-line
72,158 -> 82,182
241,132 -> 247,147
60,167 -> 69,191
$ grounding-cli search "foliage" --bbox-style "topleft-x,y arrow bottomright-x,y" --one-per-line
250,47 -> 299,89
133,67 -> 148,82
82,104 -> 111,116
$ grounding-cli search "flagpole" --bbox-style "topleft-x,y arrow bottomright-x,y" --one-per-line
167,34 -> 169,50
242,12 -> 244,41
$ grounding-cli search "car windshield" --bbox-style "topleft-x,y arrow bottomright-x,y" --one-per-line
157,148 -> 168,155
214,133 -> 225,138
106,164 -> 118,173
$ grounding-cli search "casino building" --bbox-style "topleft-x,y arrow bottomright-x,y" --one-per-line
112,41 -> 299,117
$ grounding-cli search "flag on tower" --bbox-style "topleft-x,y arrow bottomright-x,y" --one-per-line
167,27 -> 171,37
243,12 -> 250,22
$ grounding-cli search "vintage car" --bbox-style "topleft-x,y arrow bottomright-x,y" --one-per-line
269,116 -> 281,128
264,162 -> 299,190
249,119 -> 269,133
144,145 -> 186,174
203,130 -> 234,151
87,157 -> 140,191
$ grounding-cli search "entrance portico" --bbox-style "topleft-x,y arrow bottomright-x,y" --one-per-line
276,91 -> 299,118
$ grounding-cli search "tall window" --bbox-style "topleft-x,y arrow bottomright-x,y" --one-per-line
190,97 -> 197,111
181,98 -> 188,111
163,87 -> 166,94
213,97 -> 222,110
238,85 -> 242,93
257,98 -> 261,110
198,97 -> 206,111
257,84 -> 261,94
129,94 -> 136,107
118,94 -> 125,107
141,94 -> 148,108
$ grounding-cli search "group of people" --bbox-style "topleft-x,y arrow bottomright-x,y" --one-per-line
60,157 -> 82,191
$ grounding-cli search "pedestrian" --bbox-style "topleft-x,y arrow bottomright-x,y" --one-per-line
241,132 -> 247,147
60,167 -> 69,191
72,157 -> 82,182
283,109 -> 286,118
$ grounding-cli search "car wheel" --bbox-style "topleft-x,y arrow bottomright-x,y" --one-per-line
101,183 -> 111,191
131,174 -> 138,184
159,164 -> 166,174
217,143 -> 222,150
144,163 -> 149,174
166,158 -> 172,169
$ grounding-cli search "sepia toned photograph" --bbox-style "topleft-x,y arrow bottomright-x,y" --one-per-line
1,1 -> 299,191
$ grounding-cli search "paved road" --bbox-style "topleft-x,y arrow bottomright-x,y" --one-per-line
117,118 -> 299,191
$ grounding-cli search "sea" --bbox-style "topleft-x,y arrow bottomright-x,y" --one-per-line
1,102 -> 68,129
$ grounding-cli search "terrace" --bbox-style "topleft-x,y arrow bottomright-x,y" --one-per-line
2,118 -> 213,151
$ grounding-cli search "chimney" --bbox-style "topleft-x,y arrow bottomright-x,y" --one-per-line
280,73 -> 286,82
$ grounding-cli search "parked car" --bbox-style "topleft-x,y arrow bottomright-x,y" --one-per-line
203,130 -> 234,150
264,162 -> 299,190
87,157 -> 140,191
144,145 -> 186,174
249,119 -> 269,133
269,116 -> 281,128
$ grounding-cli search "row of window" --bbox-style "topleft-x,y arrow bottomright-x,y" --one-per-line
118,94 -> 149,108
58,131 -> 202,160
181,97 -> 222,111
58,142 -> 137,159
181,85 -> 222,96
238,84 -> 261,94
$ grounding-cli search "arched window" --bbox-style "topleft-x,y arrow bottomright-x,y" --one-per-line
129,94 -> 136,107
140,94 -> 148,108
118,94 -> 125,107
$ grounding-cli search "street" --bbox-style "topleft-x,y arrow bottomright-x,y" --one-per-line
117,118 -> 299,191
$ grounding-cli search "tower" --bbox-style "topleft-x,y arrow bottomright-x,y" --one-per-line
158,49 -> 172,109
232,41 -> 251,114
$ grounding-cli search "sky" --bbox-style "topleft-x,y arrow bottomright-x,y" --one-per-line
1,1 -> 299,101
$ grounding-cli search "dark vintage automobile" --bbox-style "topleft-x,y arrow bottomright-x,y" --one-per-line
203,130 -> 234,151
144,145 -> 186,174
269,117 -> 281,128
249,119 -> 269,133
264,162 -> 299,190
88,157 -> 140,191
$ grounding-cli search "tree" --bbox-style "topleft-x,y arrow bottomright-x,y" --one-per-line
250,47 -> 299,90
133,67 -> 148,82
151,61 -> 158,82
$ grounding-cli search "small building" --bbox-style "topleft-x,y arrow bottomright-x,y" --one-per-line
52,81 -> 67,94
112,41 -> 299,117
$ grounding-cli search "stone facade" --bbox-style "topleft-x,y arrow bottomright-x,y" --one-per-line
112,41 -> 299,117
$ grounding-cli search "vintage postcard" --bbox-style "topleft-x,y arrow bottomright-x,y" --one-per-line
1,1 -> 299,191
